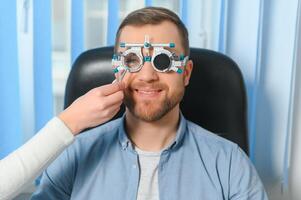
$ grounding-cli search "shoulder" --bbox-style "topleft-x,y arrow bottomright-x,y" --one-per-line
185,120 -> 240,157
76,118 -> 122,143
42,118 -> 122,176
184,120 -> 262,184
184,122 -> 267,199
184,121 -> 267,195
69,118 -> 122,153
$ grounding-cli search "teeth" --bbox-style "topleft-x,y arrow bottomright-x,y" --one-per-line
138,90 -> 158,94
135,89 -> 161,95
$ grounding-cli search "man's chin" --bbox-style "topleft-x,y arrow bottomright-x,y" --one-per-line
124,94 -> 181,122
131,106 -> 166,122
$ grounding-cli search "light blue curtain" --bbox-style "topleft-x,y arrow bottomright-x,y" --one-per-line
71,0 -> 84,63
217,0 -> 261,160
218,0 -> 228,53
0,1 -> 22,159
33,0 -> 53,132
217,0 -> 300,198
180,0 -> 188,26
107,0 -> 119,46
145,0 -> 153,7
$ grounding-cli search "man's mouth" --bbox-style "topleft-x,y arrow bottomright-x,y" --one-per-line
134,88 -> 163,97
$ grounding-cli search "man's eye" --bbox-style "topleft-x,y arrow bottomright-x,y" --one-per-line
126,57 -> 139,63
126,58 -> 136,62
124,53 -> 140,67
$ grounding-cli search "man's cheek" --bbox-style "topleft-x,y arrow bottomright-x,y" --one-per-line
121,73 -> 133,89
124,89 -> 133,100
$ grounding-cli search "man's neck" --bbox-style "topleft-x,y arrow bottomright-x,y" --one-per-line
125,105 -> 180,152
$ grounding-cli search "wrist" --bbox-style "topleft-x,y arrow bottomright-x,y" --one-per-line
58,111 -> 81,136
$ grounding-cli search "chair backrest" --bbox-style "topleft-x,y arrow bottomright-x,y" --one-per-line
64,47 -> 249,154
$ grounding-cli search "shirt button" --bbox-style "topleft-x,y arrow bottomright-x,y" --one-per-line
132,164 -> 137,169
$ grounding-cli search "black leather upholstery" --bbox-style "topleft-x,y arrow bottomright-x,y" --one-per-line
64,46 -> 249,154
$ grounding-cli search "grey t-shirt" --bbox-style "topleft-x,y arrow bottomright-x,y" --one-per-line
135,147 -> 162,200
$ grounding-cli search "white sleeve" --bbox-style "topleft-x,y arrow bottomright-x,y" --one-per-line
0,117 -> 75,200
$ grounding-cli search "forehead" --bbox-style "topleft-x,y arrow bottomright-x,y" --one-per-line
118,21 -> 183,52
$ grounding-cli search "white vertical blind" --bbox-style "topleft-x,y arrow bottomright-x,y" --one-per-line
218,1 -> 300,199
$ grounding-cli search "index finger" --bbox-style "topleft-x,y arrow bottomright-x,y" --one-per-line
99,82 -> 124,96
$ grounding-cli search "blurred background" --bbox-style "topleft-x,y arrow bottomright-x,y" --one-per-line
0,0 -> 301,199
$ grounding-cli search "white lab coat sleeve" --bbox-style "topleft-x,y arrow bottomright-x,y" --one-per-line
0,117 -> 75,200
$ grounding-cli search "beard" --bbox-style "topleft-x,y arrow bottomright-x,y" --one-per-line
123,82 -> 185,122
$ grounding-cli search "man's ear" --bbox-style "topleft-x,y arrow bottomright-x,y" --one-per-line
183,60 -> 193,86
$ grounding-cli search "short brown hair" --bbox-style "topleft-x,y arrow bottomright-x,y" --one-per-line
114,7 -> 190,55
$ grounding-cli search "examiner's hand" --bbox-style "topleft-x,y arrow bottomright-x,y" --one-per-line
58,82 -> 124,135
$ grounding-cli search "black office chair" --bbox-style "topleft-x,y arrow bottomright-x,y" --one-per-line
64,47 -> 249,154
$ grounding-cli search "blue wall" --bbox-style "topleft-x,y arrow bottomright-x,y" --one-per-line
0,1 -> 22,158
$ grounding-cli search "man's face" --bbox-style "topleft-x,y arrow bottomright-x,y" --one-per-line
117,21 -> 193,122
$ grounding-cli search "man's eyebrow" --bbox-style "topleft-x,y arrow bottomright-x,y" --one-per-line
117,46 -> 130,53
164,47 -> 180,54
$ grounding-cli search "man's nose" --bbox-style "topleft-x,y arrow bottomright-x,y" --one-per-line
137,60 -> 159,82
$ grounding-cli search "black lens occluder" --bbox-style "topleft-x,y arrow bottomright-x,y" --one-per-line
153,53 -> 171,71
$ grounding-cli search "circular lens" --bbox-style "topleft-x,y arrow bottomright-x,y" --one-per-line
123,53 -> 141,69
153,53 -> 171,71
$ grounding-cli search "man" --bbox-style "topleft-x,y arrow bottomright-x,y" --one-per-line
31,7 -> 268,200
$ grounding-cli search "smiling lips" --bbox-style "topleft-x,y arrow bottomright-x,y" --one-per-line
134,88 -> 163,98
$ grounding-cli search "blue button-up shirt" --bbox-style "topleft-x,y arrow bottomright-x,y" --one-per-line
31,114 -> 268,200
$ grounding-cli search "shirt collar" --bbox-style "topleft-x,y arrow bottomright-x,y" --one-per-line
118,112 -> 187,151
118,114 -> 131,150
165,112 -> 187,151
